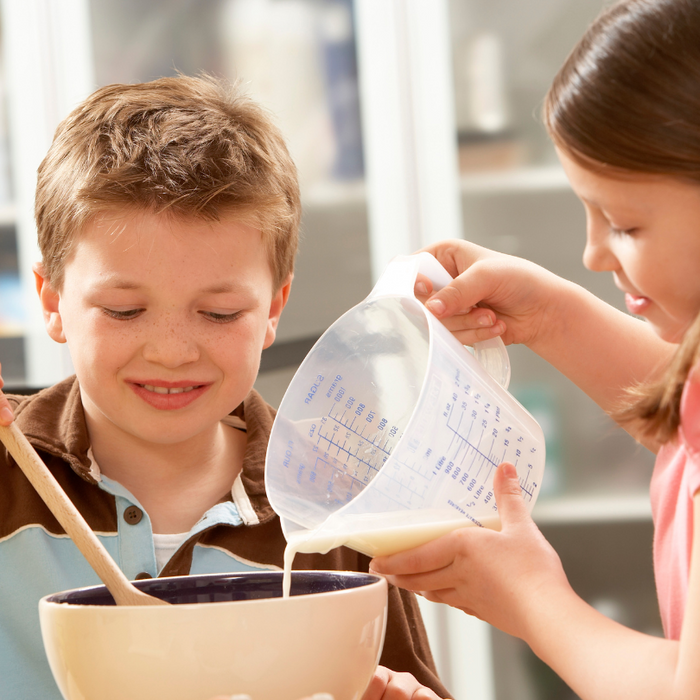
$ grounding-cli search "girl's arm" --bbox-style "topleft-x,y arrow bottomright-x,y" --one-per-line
528,487 -> 700,700
419,240 -> 675,449
371,466 -> 700,700
676,488 -> 700,697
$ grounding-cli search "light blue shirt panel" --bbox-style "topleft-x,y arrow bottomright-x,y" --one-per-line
190,542 -> 279,576
189,500 -> 244,533
0,475 -> 267,700
0,526 -> 118,700
99,475 -> 158,579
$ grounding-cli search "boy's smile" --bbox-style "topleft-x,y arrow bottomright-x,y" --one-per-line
129,380 -> 211,411
35,209 -> 291,456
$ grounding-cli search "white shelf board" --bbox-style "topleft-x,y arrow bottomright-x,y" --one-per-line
299,164 -> 572,207
0,325 -> 24,338
460,164 -> 571,195
532,492 -> 652,525
0,203 -> 16,226
298,165 -> 573,207
301,179 -> 366,209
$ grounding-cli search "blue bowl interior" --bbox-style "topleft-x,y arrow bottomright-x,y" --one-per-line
46,571 -> 379,607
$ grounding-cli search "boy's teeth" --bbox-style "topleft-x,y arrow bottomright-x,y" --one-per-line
143,384 -> 196,394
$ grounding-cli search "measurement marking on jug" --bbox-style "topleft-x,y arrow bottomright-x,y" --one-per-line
311,405 -> 398,491
327,405 -> 396,453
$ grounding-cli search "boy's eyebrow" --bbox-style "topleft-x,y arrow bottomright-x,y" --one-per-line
91,278 -> 244,294
200,283 -> 242,294
102,279 -> 141,290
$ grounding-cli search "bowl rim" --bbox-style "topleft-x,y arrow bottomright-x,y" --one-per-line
39,570 -> 387,609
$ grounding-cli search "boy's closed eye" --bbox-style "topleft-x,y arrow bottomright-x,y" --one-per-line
199,310 -> 244,323
100,306 -> 245,324
101,307 -> 145,320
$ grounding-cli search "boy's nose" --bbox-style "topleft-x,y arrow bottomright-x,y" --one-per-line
142,319 -> 200,367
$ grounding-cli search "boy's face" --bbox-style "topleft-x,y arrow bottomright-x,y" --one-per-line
35,209 -> 291,448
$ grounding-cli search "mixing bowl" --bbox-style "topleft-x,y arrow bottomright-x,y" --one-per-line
39,570 -> 388,700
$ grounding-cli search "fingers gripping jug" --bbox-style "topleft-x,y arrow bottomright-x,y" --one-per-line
265,253 -> 546,557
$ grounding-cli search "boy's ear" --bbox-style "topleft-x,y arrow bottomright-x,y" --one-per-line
263,274 -> 293,349
33,263 -> 66,343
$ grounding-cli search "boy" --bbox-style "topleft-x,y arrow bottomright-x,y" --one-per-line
0,75 -> 449,699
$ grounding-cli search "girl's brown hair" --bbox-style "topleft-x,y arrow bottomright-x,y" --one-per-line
35,74 -> 301,292
543,0 -> 700,443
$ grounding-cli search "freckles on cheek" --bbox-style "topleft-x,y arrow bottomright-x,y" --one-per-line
74,319 -> 132,367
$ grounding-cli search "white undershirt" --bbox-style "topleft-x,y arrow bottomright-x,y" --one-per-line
152,532 -> 190,571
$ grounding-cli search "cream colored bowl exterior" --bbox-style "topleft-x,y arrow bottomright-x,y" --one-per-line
39,575 -> 387,700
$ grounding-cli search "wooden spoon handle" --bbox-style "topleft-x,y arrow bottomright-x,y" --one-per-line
0,422 -> 167,606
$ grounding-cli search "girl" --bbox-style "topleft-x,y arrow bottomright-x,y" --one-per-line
372,1 -> 700,698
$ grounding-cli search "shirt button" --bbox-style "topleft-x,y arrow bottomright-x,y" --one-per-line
135,572 -> 153,580
123,505 -> 143,525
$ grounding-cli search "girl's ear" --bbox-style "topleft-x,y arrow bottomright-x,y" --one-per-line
33,263 -> 66,343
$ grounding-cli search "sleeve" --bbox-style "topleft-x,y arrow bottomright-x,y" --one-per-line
680,373 -> 700,496
379,583 -> 452,698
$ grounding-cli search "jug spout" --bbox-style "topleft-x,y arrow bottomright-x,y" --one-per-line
283,510 -> 502,559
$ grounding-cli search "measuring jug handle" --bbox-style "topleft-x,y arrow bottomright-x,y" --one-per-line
369,252 -> 512,389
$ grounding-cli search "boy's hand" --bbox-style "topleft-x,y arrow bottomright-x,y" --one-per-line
0,363 -> 13,426
370,463 -> 570,642
361,666 -> 450,700
207,667 -> 450,700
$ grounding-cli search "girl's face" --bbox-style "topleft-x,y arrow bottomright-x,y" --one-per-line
558,148 -> 700,343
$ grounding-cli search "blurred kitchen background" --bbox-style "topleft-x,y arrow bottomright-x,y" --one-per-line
0,1 -> 658,698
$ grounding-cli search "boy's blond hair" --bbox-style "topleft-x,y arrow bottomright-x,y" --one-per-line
35,74 -> 301,292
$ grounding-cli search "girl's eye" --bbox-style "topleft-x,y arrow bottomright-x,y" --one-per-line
610,226 -> 637,236
201,311 -> 243,324
101,307 -> 144,320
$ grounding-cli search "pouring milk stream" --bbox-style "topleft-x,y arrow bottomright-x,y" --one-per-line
264,253 -> 546,597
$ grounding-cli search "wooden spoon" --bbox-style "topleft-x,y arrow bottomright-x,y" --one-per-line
0,422 -> 169,606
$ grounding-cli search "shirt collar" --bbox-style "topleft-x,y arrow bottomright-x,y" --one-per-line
10,375 -> 279,523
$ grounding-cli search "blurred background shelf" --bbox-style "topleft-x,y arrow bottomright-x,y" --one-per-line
0,204 -> 15,225
533,492 -> 652,525
303,178 -> 366,208
460,164 -> 570,194
0,2 -> 659,699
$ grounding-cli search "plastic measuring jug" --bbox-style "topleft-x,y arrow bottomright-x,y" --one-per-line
265,252 -> 546,557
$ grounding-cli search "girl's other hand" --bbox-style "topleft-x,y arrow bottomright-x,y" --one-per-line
414,239 -> 568,352
0,363 -> 13,426
370,463 -> 569,641
361,666 -> 451,700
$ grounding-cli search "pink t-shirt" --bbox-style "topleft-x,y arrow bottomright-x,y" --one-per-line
650,379 -> 700,640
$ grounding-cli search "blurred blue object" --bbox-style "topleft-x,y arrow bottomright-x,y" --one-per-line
318,0 -> 364,180
0,272 -> 25,333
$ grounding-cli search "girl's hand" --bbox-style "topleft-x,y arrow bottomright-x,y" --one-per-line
370,463 -> 569,641
361,666 -> 450,700
0,363 -> 13,426
415,239 -> 571,352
